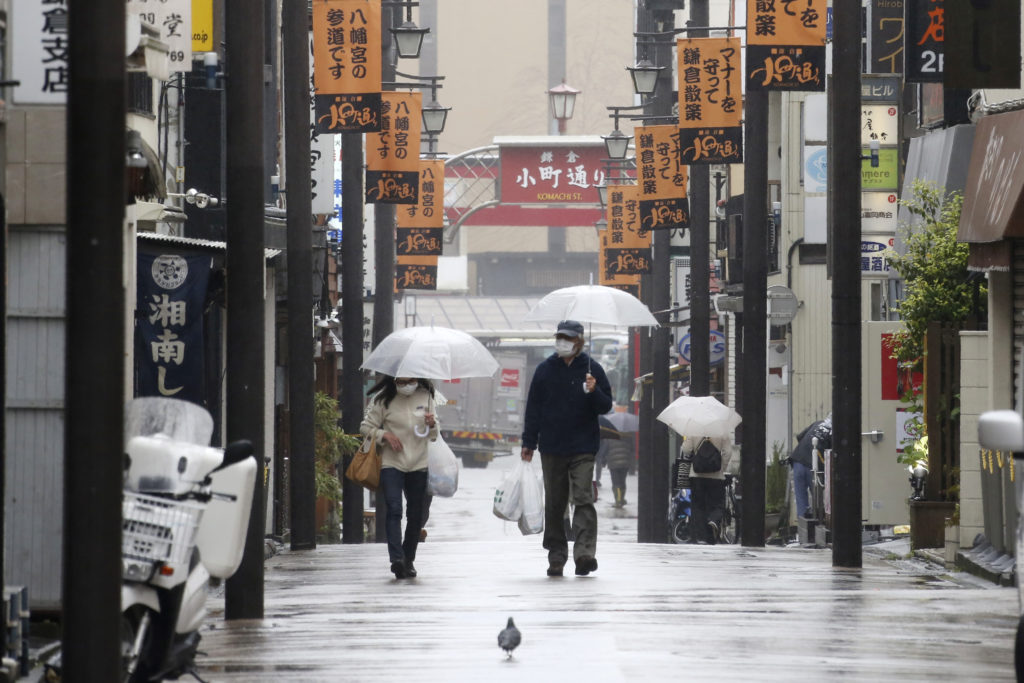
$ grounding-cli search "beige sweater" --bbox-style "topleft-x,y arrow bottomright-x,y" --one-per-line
359,388 -> 439,472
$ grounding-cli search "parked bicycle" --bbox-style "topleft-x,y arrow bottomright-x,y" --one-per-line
719,473 -> 741,544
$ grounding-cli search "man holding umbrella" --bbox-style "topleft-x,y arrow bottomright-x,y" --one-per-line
521,320 -> 613,577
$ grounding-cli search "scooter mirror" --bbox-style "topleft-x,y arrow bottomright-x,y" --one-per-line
213,439 -> 255,473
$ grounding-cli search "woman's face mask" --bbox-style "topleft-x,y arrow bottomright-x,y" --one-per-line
554,339 -> 576,357
396,381 -> 419,396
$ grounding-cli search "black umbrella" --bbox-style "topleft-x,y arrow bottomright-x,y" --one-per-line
599,415 -> 622,440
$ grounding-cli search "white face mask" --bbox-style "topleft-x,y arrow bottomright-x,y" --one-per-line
396,383 -> 418,396
554,339 -> 576,357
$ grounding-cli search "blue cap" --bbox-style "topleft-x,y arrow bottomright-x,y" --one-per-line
555,320 -> 584,338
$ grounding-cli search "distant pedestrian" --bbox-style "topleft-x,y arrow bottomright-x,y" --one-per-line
602,435 -> 633,508
521,320 -> 613,577
685,435 -> 732,544
360,375 -> 438,579
790,415 -> 832,519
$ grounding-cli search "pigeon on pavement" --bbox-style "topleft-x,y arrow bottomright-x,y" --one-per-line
497,617 -> 521,657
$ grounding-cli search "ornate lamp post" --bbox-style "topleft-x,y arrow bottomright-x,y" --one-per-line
547,80 -> 580,135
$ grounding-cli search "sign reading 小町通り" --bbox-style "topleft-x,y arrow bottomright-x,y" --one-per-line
136,253 -> 212,404
397,159 -> 445,256
366,91 -> 422,204
313,0 -> 382,133
128,0 -> 192,71
499,144 -> 606,205
635,125 -> 689,231
905,0 -> 944,83
604,185 -> 652,277
861,147 -> 900,190
746,0 -> 826,92
861,236 -> 894,276
677,37 -> 743,164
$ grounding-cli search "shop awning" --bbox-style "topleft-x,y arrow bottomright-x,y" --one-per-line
958,109 -> 1024,244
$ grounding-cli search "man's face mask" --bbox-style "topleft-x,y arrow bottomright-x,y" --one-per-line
554,339 -> 576,357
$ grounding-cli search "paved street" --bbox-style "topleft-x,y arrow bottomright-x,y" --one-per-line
197,459 -> 1019,682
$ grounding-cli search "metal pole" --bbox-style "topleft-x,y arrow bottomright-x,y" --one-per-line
64,0 -> 125,676
283,0 -> 316,550
830,0 -> 863,568
740,90 -> 768,547
224,0 -> 266,618
688,0 -> 710,400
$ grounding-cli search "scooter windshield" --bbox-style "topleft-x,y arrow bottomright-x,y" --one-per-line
125,397 -> 214,447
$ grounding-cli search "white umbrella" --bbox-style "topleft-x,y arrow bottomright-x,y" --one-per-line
361,326 -> 499,381
656,395 -> 742,440
604,410 -> 640,433
523,284 -> 659,328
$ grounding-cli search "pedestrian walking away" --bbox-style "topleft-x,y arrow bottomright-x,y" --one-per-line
685,435 -> 732,544
520,320 -> 613,577
360,375 -> 438,579
599,429 -> 633,508
790,414 -> 832,519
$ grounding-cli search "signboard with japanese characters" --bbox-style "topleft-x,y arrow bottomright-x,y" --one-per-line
861,235 -> 895,277
395,255 -> 438,291
861,105 -> 898,145
861,148 -> 900,190
599,229 -> 641,297
397,159 -> 445,256
861,75 -> 902,102
313,0 -> 382,133
128,0 -> 192,71
905,0 -> 944,82
635,125 -> 689,231
861,192 -> 899,233
944,0 -> 1021,89
192,0 -> 214,51
746,0 -> 826,92
366,91 -> 421,204
869,0 -> 904,74
310,35 -> 336,215
11,0 -> 68,104
677,37 -> 743,164
136,252 -> 212,404
499,144 -> 606,205
604,185 -> 652,277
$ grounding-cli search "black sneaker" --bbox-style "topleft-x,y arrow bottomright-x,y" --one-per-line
391,561 -> 407,579
574,557 -> 598,576
547,563 -> 564,577
404,560 -> 417,578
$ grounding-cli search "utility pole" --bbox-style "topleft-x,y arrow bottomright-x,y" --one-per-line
830,0 -> 863,568
740,89 -> 768,548
64,0 -> 125,676
224,0 -> 267,618
688,0 -> 711,400
283,0 -> 316,550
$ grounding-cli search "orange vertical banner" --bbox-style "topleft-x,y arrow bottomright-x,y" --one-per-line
312,0 -> 383,133
605,185 -> 652,277
746,0 -> 826,91
366,91 -> 422,204
397,159 -> 445,256
677,37 -> 743,164
599,228 -> 642,297
635,124 -> 689,231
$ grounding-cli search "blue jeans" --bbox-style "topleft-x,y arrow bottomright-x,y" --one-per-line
792,461 -> 813,518
379,467 -> 428,564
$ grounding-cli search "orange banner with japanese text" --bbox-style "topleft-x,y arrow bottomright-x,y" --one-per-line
366,91 -> 422,204
677,37 -> 743,164
746,0 -> 826,91
599,229 -> 641,297
635,125 -> 689,231
604,185 -> 651,277
397,159 -> 444,256
395,255 -> 438,291
312,0 -> 382,133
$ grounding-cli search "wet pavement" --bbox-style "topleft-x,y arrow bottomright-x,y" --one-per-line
197,459 -> 1018,682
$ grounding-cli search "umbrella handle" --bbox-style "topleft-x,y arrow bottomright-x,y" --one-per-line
414,424 -> 430,438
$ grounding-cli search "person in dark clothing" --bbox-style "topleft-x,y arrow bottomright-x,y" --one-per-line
684,435 -> 731,544
521,320 -> 613,577
601,436 -> 633,508
790,415 -> 832,519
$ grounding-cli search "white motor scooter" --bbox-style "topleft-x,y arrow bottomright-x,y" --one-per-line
120,397 -> 256,682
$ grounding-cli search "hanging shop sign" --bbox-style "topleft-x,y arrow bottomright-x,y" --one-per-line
861,105 -> 898,145
904,0 -> 943,83
128,0 -> 192,71
499,143 -> 607,205
861,192 -> 899,233
312,0 -> 382,133
11,0 -> 68,104
868,0 -> 905,74
635,125 -> 689,231
395,255 -> 438,291
861,236 -> 895,277
136,252 -> 212,404
366,91 -> 422,204
944,0 -> 1021,89
396,159 -> 444,255
192,0 -> 214,51
599,229 -> 641,298
604,185 -> 652,277
309,34 -> 336,215
677,37 -> 743,164
861,147 -> 900,190
746,0 -> 826,92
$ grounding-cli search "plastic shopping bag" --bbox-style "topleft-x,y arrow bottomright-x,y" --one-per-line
493,459 -> 525,521
427,437 -> 459,497
517,464 -> 544,535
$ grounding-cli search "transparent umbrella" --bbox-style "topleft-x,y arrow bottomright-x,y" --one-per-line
523,284 -> 659,328
656,395 -> 742,441
361,326 -> 499,380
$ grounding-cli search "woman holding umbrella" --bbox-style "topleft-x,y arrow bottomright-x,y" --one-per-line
360,376 -> 438,579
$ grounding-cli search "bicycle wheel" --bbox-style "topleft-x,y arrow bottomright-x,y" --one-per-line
671,517 -> 691,544
720,509 -> 737,544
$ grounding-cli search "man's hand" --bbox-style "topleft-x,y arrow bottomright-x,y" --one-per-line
584,373 -> 596,393
521,447 -> 534,462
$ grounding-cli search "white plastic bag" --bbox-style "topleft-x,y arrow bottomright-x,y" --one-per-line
427,437 -> 459,497
493,459 -> 525,521
517,464 -> 544,535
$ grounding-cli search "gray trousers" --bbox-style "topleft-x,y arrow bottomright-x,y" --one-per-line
540,453 -> 597,566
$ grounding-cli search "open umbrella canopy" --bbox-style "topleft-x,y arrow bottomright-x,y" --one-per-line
522,284 -> 659,328
656,395 -> 741,440
361,326 -> 499,381
604,410 -> 640,433
599,415 -> 622,440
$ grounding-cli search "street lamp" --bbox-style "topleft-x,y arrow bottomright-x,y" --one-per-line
387,1 -> 429,59
602,107 -> 634,160
547,80 -> 580,135
627,57 -> 663,96
387,71 -> 451,135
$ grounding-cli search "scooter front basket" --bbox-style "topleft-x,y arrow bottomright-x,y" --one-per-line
122,492 -> 204,585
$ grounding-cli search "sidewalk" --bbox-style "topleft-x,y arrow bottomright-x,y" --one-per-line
193,463 -> 1018,682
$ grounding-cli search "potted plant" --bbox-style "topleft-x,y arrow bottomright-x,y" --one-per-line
765,442 -> 788,539
314,392 -> 361,542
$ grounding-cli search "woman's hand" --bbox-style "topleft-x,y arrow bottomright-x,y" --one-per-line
382,431 -> 403,452
424,411 -> 436,428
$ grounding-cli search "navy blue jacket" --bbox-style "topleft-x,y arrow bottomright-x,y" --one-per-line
522,352 -> 613,456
